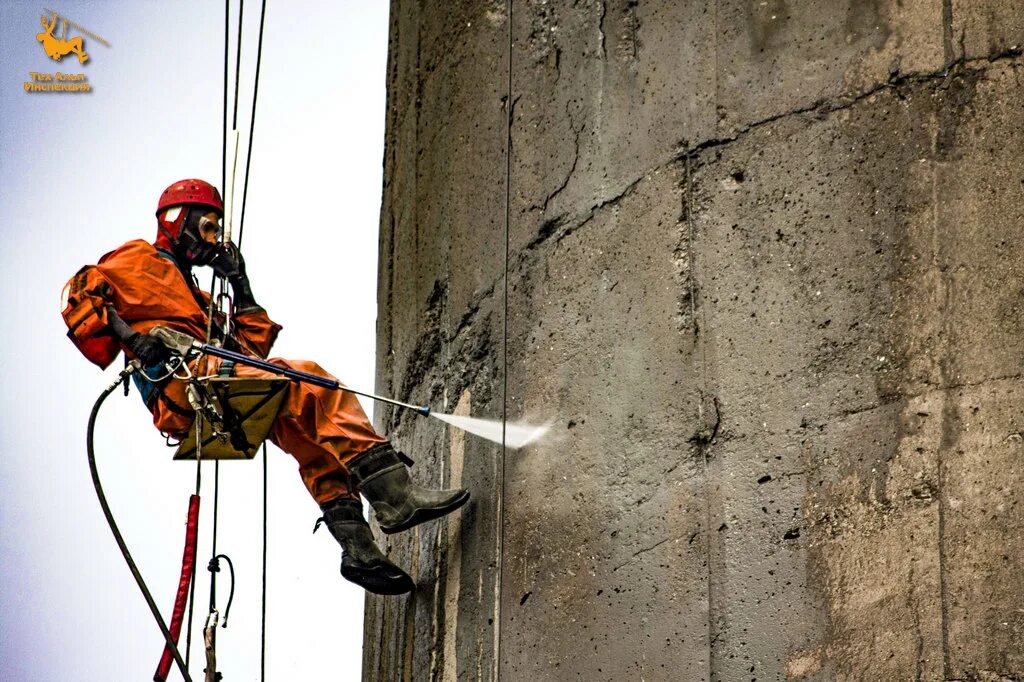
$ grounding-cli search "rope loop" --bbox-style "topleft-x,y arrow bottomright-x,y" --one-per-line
208,553 -> 236,628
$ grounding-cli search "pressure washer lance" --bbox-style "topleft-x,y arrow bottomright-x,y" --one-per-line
150,326 -> 431,416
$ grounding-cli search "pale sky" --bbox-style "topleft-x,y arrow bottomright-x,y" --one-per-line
0,1 -> 389,679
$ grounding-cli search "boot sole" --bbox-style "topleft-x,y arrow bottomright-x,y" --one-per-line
380,490 -> 471,535
342,564 -> 415,595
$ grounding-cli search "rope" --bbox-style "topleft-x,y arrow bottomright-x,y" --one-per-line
193,1 -> 236,672
198,0 -> 269,671
209,461 -> 220,614
185,0 -> 269,671
237,0 -> 269,249
496,0 -> 513,678
232,0 -> 244,131
221,0 -> 229,197
261,442 -> 268,681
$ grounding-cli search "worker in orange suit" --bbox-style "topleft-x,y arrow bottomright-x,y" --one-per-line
62,178 -> 469,595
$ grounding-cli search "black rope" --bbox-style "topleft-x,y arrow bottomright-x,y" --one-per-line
210,461 -> 220,612
232,0 -> 244,131
222,0 -> 229,196
189,1 -> 268,674
261,442 -> 268,682
237,0 -> 269,249
497,0 -> 513,678
202,1 -> 232,671
208,554 -> 236,626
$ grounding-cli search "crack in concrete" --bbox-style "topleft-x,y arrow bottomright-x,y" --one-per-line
539,101 -> 583,216
509,92 -> 522,120
388,45 -> 1024,439
450,284 -> 495,340
611,535 -> 676,572
439,50 -> 1024,375
805,371 -> 1024,431
516,49 -> 1023,268
683,47 -> 1024,162
522,170 -> 646,257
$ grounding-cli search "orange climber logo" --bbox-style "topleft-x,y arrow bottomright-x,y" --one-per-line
26,9 -> 109,94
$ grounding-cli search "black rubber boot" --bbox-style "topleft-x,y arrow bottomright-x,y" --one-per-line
316,498 -> 414,595
347,443 -> 470,535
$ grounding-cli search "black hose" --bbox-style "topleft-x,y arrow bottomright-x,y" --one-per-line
209,553 -> 236,627
87,364 -> 193,682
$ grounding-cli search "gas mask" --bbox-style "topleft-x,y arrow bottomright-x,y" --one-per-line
172,209 -> 222,266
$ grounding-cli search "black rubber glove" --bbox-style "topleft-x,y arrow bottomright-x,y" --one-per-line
211,242 -> 259,311
107,301 -> 170,365
188,240 -> 218,267
209,241 -> 244,280
125,332 -> 171,366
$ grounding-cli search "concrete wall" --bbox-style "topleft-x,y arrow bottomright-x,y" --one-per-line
367,1 -> 1024,680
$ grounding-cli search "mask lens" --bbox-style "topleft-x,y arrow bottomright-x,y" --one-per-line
199,215 -> 223,240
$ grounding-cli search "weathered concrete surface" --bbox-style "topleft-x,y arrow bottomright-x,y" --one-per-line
500,165 -> 710,679
367,1 -> 508,679
368,1 -> 1024,680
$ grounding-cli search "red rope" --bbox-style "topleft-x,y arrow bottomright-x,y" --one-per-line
154,495 -> 201,682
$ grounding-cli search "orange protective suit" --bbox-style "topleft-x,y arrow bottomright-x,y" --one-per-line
62,239 -> 386,504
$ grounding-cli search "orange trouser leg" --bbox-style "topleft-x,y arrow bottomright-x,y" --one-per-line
234,359 -> 388,506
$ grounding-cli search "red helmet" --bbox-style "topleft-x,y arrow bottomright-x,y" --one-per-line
154,179 -> 223,253
156,178 -> 223,216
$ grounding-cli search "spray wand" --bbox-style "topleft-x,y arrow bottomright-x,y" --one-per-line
202,343 -> 430,416
150,326 -> 429,412
150,326 -> 550,448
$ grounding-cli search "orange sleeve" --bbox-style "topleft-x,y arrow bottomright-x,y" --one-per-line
60,264 -> 120,369
232,307 -> 282,359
